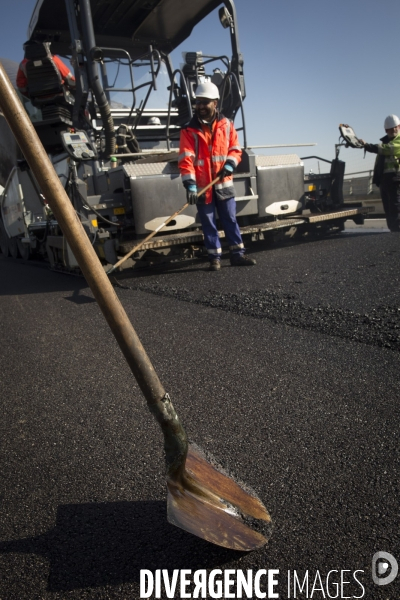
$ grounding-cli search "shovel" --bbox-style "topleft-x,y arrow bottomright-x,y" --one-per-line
0,62 -> 271,551
106,176 -> 220,275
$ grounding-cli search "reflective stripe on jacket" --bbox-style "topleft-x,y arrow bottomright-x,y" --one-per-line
379,133 -> 400,174
366,133 -> 400,186
178,113 -> 242,204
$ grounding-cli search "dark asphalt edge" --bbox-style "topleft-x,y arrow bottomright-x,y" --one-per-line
112,278 -> 400,352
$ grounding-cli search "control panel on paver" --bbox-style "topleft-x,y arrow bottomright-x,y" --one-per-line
61,130 -> 97,160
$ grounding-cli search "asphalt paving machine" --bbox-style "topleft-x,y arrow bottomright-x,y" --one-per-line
0,0 -> 368,271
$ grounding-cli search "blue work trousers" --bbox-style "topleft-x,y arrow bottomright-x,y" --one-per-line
197,195 -> 244,261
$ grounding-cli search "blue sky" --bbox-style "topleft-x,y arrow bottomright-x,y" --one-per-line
1,0 -> 399,175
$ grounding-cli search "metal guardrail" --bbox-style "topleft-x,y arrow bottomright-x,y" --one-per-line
343,170 -> 378,197
342,170 -> 383,214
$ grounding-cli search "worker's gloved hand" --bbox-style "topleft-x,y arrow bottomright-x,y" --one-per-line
217,162 -> 234,180
186,184 -> 198,205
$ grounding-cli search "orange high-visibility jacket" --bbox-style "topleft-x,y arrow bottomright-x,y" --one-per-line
178,113 -> 242,204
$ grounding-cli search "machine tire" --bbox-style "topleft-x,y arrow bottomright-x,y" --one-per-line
8,236 -> 20,259
0,220 -> 10,256
17,238 -> 31,260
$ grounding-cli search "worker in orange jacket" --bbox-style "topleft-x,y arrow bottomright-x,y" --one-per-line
179,81 -> 256,271
16,41 -> 75,97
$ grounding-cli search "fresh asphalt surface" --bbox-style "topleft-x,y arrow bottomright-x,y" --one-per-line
0,226 -> 399,599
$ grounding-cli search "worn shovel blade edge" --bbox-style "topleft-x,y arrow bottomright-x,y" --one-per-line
166,444 -> 272,551
185,443 -> 271,523
167,484 -> 269,551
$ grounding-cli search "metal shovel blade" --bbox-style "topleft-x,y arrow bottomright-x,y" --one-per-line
167,444 -> 272,551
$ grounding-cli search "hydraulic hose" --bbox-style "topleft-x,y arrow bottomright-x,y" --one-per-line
83,203 -> 121,227
100,103 -> 116,157
80,0 -> 116,157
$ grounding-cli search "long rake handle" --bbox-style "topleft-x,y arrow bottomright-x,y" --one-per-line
0,61 -> 188,476
107,176 -> 220,274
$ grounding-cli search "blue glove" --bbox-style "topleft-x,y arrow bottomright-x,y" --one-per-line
186,184 -> 198,205
217,162 -> 234,180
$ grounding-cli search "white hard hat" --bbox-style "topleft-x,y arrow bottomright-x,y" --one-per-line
384,114 -> 400,129
195,81 -> 220,100
148,116 -> 161,125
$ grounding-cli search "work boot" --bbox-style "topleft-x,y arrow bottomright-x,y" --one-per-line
230,254 -> 256,266
208,259 -> 221,271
